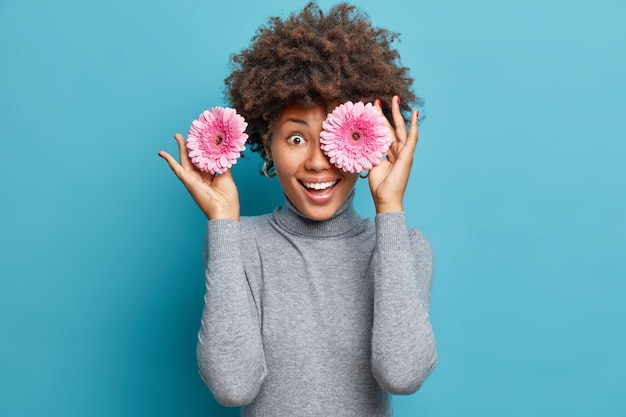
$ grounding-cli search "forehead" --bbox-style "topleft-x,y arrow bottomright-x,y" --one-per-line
276,103 -> 328,128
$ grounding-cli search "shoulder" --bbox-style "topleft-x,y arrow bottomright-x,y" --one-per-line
238,214 -> 272,238
375,212 -> 432,251
239,214 -> 274,234
238,213 -> 284,249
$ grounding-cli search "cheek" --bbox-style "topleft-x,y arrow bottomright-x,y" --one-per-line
345,173 -> 359,188
272,153 -> 290,174
271,145 -> 303,176
273,156 -> 301,187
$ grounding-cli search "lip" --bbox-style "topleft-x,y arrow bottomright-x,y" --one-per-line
298,178 -> 341,204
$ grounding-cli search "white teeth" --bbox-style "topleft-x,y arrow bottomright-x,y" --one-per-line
302,180 -> 337,190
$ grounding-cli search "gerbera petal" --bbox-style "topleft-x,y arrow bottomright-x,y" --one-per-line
185,106 -> 249,174
320,101 -> 392,172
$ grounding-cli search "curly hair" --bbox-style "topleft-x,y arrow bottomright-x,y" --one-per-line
225,2 -> 421,162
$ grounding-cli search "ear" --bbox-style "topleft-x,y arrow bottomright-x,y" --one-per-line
264,136 -> 273,160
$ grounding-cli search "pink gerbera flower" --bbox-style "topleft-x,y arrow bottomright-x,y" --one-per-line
186,107 -> 248,174
320,101 -> 393,173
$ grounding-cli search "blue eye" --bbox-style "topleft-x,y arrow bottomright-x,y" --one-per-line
287,134 -> 305,145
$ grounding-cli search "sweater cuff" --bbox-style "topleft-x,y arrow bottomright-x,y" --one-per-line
207,219 -> 241,263
374,212 -> 411,251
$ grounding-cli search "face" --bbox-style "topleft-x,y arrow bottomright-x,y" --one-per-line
267,103 -> 359,221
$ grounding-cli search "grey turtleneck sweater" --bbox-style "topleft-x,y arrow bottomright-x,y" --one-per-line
197,192 -> 437,416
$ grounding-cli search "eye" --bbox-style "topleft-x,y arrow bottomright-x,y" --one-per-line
287,134 -> 305,145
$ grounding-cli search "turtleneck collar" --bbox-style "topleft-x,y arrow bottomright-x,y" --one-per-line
272,190 -> 369,239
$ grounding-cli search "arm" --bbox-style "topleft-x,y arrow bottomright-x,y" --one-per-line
159,134 -> 266,404
370,215 -> 437,394
196,219 -> 266,406
368,96 -> 437,394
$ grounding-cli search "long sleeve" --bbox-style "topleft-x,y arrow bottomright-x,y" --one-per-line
370,212 -> 437,395
196,219 -> 267,406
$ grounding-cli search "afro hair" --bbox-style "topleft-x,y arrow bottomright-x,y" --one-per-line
225,2 -> 422,162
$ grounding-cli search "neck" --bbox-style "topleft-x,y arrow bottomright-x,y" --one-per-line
273,190 -> 368,239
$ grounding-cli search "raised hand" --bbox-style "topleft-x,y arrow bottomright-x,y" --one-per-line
158,133 -> 240,221
368,96 -> 419,214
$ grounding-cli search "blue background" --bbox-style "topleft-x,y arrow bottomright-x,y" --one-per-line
1,0 -> 624,415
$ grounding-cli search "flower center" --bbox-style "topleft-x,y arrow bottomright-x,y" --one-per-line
215,134 -> 224,145
351,132 -> 361,141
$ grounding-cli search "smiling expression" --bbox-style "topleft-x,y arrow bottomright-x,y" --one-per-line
267,103 -> 359,221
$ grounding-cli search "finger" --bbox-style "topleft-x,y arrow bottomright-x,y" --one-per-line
173,133 -> 194,168
210,166 -> 232,182
391,96 -> 408,144
395,110 -> 420,164
160,149 -> 218,195
158,150 -> 185,179
375,98 -> 394,132
407,109 -> 419,150
219,167 -> 234,180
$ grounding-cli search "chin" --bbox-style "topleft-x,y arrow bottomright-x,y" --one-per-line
303,208 -> 337,222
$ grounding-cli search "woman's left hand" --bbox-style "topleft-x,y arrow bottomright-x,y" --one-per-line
368,95 -> 420,213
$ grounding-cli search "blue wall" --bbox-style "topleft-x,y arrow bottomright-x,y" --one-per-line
1,0 -> 624,415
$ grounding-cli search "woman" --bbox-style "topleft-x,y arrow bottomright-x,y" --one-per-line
159,3 -> 436,415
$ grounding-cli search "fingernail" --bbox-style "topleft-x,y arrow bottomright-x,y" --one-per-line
375,99 -> 382,107
396,96 -> 401,105
416,110 -> 420,118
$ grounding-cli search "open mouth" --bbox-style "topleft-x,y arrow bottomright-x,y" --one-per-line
300,180 -> 339,191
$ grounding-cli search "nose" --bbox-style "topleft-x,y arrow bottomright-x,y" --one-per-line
305,140 -> 332,171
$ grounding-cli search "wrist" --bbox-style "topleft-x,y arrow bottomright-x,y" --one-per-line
375,201 -> 404,214
206,208 -> 240,221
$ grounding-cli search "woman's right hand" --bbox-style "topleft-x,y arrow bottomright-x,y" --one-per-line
158,133 -> 240,221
